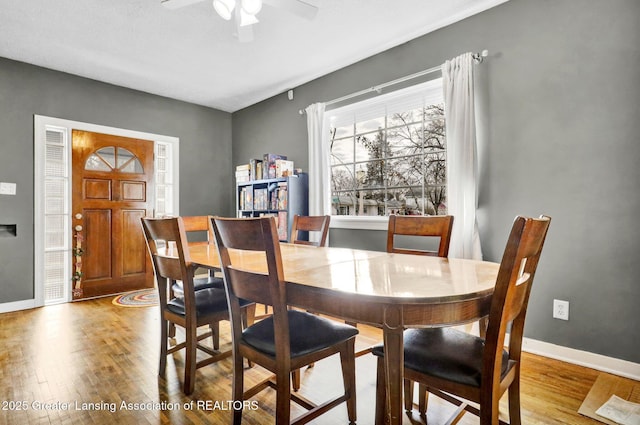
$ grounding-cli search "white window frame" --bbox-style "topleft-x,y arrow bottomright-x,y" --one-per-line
33,115 -> 179,307
321,78 -> 445,231
154,141 -> 176,218
38,125 -> 71,304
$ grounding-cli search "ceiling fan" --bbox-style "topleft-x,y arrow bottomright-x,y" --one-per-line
161,0 -> 319,42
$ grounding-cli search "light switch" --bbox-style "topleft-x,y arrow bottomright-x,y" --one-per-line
0,182 -> 17,195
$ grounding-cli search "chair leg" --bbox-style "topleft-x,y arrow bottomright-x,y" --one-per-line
340,339 -> 357,425
159,318 -> 168,375
508,374 -> 522,425
374,356 -> 387,425
183,324 -> 197,395
232,352 -> 244,425
292,369 -> 301,392
480,390 -> 501,425
275,366 -> 291,425
403,379 -> 413,412
417,383 -> 429,416
210,321 -> 220,350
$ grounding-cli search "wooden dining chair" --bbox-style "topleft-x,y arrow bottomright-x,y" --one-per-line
141,216 -> 255,395
169,215 -> 225,346
211,216 -> 358,425
175,215 -> 224,291
386,214 -> 454,409
290,214 -> 330,247
373,215 -> 551,425
288,214 -> 331,391
257,214 -> 330,318
386,214 -> 454,257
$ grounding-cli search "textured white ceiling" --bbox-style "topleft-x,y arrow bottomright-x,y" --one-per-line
0,0 -> 507,112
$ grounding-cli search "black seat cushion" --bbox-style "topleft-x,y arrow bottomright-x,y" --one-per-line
171,276 -> 225,297
372,328 -> 510,388
242,310 -> 359,359
166,287 -> 251,317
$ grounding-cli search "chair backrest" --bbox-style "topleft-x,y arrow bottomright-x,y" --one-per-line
483,215 -> 551,392
141,217 -> 196,310
211,217 -> 292,357
181,215 -> 214,244
290,215 -> 330,247
386,215 -> 454,257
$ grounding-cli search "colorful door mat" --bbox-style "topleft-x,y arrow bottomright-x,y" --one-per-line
112,288 -> 158,307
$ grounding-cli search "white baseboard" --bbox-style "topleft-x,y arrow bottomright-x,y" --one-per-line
0,299 -> 37,314
522,337 -> 640,381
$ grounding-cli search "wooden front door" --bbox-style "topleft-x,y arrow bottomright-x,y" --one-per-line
72,130 -> 154,299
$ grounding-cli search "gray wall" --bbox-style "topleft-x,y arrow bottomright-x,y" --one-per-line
232,0 -> 640,363
0,57 -> 233,303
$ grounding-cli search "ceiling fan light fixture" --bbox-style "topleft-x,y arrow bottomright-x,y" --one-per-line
239,8 -> 259,26
241,0 -> 262,16
213,0 -> 236,20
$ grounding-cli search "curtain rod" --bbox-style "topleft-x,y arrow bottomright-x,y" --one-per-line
298,49 -> 488,115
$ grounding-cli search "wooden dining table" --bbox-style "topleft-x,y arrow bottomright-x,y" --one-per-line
188,242 -> 500,425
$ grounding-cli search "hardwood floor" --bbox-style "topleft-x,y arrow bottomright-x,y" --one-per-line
0,297 -> 626,424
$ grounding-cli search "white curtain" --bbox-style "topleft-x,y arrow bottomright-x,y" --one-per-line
443,52 -> 483,260
306,102 -> 330,218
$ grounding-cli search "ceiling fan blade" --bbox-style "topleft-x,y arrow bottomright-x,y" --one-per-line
160,0 -> 205,10
263,0 -> 319,20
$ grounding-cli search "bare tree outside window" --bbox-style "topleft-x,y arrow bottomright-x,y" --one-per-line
330,103 -> 446,216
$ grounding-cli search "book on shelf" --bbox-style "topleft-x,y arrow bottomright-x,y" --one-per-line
249,158 -> 262,181
275,159 -> 294,178
258,213 -> 286,240
256,161 -> 263,181
235,171 -> 250,183
266,182 -> 277,208
263,153 -> 287,179
253,188 -> 268,210
278,182 -> 288,210
241,187 -> 252,211
277,211 -> 288,241
235,163 -> 251,182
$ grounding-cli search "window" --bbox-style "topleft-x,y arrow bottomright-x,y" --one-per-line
84,146 -> 144,173
42,126 -> 70,304
327,78 -> 446,221
154,141 -> 175,217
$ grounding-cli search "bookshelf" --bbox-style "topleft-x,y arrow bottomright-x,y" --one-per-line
236,173 -> 308,242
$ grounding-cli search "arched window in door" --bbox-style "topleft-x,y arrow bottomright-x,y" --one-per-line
85,147 -> 144,173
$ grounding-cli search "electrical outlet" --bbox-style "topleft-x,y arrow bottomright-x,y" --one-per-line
553,299 -> 569,320
0,182 -> 17,195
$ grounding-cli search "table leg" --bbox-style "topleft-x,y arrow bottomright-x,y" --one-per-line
383,306 -> 404,425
